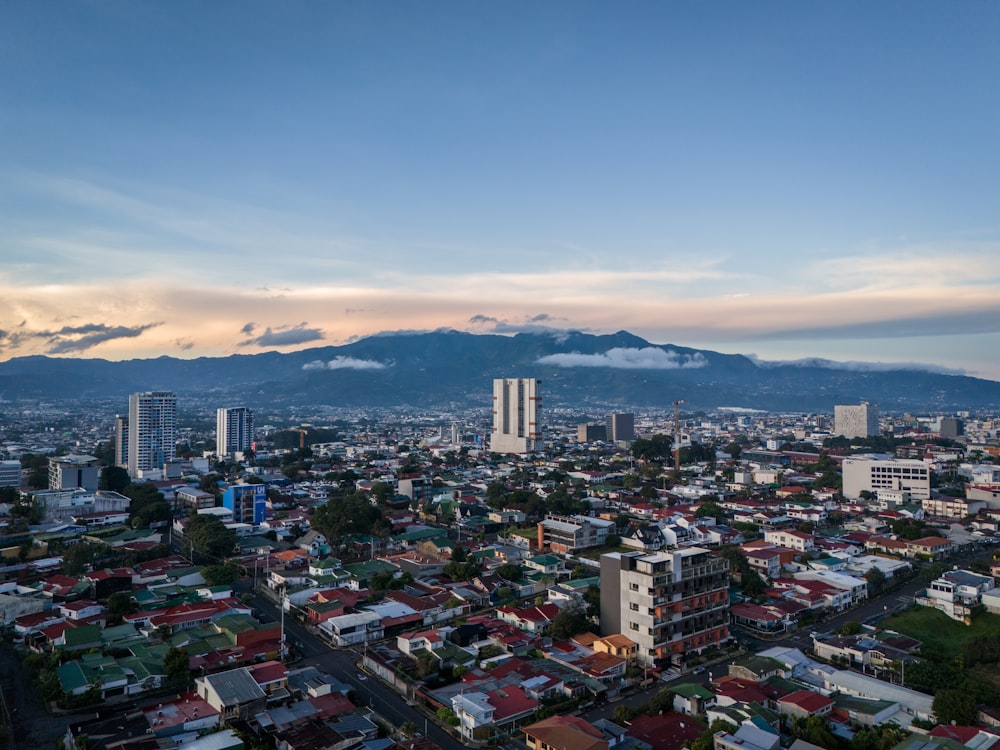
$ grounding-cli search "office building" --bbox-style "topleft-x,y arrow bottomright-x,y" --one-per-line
939,417 -> 964,439
0,460 -> 21,488
127,391 -> 178,477
491,378 -> 541,454
48,454 -> 100,492
217,406 -> 254,457
841,456 -> 931,500
222,484 -> 267,525
605,413 -> 636,443
577,423 -> 607,443
834,403 -> 879,439
600,549 -> 730,667
114,416 -> 129,468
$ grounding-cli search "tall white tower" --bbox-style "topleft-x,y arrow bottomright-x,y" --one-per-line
127,391 -> 177,477
491,378 -> 541,454
834,402 -> 879,439
217,406 -> 254,457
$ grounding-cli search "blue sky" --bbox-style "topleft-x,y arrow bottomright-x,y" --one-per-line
2,2 -> 999,380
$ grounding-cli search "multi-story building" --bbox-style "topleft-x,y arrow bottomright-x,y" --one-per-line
834,403 -> 879,439
491,378 -> 541,454
216,406 -> 254,457
222,484 -> 267,525
576,424 -> 607,443
600,549 -> 730,668
114,415 -> 129,468
48,454 -> 100,492
0,460 -> 21,488
605,413 -> 635,444
537,514 -> 616,554
127,391 -> 177,477
841,456 -> 931,500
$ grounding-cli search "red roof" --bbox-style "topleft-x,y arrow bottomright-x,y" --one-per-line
486,685 -> 537,720
779,689 -> 834,713
627,713 -> 703,750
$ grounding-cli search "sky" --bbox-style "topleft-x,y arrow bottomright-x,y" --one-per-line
2,2 -> 1000,381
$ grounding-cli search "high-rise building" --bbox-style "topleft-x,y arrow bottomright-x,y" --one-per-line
600,549 -> 730,668
217,407 -> 255,457
577,423 -> 607,443
605,413 -> 636,443
114,415 -> 129,468
48,454 -> 100,492
834,402 -> 879,439
491,378 -> 541,454
127,391 -> 177,477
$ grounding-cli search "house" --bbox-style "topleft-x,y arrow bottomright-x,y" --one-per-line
777,690 -> 835,720
522,715 -> 608,750
196,667 -> 268,720
905,536 -> 954,560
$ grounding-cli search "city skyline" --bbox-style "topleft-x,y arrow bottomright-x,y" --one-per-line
2,3 -> 999,379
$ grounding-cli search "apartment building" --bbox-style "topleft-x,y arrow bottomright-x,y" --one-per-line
600,549 -> 730,668
491,378 -> 541,454
537,514 -> 616,554
216,406 -> 254,457
127,391 -> 177,477
834,403 -> 879,439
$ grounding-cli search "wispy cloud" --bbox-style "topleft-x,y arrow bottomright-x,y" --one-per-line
746,354 -> 966,376
0,321 -> 161,355
302,356 -> 390,371
537,347 -> 708,370
239,323 -> 324,348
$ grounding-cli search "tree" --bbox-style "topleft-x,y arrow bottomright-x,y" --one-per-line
933,688 -> 977,726
549,600 -> 590,640
690,720 -> 737,750
98,465 -> 130,493
789,715 -> 839,750
695,502 -> 724,521
583,585 -> 601,619
163,647 -> 191,691
202,562 -> 240,586
107,591 -> 137,618
863,566 -> 886,595
839,621 -> 862,636
496,563 -> 524,582
183,514 -> 237,561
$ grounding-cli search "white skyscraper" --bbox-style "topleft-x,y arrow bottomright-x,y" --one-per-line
834,402 -> 879,439
491,378 -> 541,454
217,406 -> 254,457
127,391 -> 177,477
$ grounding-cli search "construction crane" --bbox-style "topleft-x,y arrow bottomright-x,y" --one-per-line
290,428 -> 308,450
673,400 -> 685,480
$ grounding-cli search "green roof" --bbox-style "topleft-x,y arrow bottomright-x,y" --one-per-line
670,683 -> 714,699
57,661 -> 90,692
528,554 -> 561,566
343,559 -> 399,579
63,624 -> 102,649
393,527 -> 447,543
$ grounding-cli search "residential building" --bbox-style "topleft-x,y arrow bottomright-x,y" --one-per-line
222,484 -> 267,525
834,403 -> 879,439
48,454 -> 100,492
114,415 -> 129,468
491,378 -> 541,454
842,457 -> 931,500
523,715 -> 609,750
600,549 -> 730,668
538,514 -> 616,554
127,391 -> 178,477
216,406 -> 254,457
917,569 -> 994,622
605,413 -> 635,444
196,667 -> 267,720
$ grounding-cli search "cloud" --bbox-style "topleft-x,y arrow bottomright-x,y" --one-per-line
746,355 -> 966,376
45,323 -> 162,354
302,356 -> 389,371
537,347 -> 708,370
467,313 -> 576,336
175,339 -> 194,351
240,322 -> 256,335
239,323 -> 324,348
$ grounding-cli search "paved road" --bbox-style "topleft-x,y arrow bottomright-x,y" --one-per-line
250,591 -> 467,750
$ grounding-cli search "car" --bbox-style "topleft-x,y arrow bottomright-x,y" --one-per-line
691,666 -> 706,675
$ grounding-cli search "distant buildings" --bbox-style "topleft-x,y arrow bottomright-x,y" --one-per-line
600,549 -> 730,668
605,412 -> 635,444
0,460 -> 21,488
217,406 -> 254,457
577,424 -> 607,443
834,403 -> 879,439
127,391 -> 178,477
841,456 -> 930,500
491,378 -> 541,454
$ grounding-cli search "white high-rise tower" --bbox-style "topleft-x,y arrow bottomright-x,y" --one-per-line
217,407 -> 254,457
127,391 -> 177,477
491,378 -> 541,454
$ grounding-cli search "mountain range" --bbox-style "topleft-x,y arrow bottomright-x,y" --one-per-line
0,329 -> 997,413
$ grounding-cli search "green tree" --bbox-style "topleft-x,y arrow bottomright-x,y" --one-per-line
107,591 -> 137,618
496,563 -> 524,582
163,647 -> 191,691
183,514 -> 237,561
863,566 -> 886,595
839,621 -> 862,636
98,466 -> 131,493
549,600 -> 590,640
933,688 -> 977,726
694,502 -> 724,521
583,585 -> 601,619
690,720 -> 737,750
789,715 -> 839,750
202,561 -> 240,586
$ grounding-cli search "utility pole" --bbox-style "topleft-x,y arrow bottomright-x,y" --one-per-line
673,399 -> 685,480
